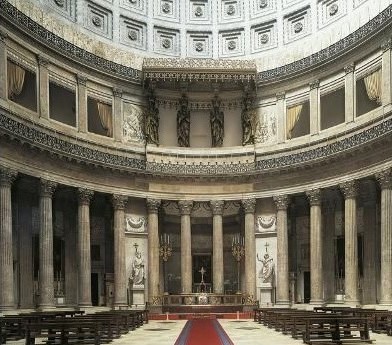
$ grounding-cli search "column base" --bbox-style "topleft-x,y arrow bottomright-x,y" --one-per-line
275,300 -> 290,307
38,304 -> 57,311
310,300 -> 325,306
343,300 -> 361,307
0,304 -> 16,312
113,303 -> 129,310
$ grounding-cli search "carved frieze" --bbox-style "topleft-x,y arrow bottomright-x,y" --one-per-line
256,215 -> 276,232
125,215 -> 147,233
123,103 -> 145,144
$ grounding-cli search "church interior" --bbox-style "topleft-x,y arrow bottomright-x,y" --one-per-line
1,0 -> 392,344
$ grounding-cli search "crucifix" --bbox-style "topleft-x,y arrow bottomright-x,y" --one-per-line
199,266 -> 206,284
264,242 -> 270,253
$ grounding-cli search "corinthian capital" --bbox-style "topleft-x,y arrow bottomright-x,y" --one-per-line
178,200 -> 193,215
344,63 -> 355,75
112,194 -> 128,210
273,195 -> 289,210
309,80 -> 320,90
40,179 -> 57,198
77,74 -> 87,86
376,169 -> 392,190
339,181 -> 358,199
0,167 -> 17,187
241,198 -> 256,214
77,188 -> 94,205
306,189 -> 322,206
210,200 -> 224,215
146,198 -> 161,213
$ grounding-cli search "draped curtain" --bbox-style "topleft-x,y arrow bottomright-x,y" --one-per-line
286,104 -> 303,139
363,69 -> 382,105
7,60 -> 25,99
97,102 -> 113,137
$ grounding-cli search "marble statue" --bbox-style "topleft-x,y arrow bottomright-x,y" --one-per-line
210,97 -> 224,147
177,94 -> 190,147
131,247 -> 145,286
145,92 -> 159,145
257,251 -> 275,284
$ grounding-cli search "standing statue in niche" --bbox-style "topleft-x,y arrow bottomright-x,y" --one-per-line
241,94 -> 256,145
177,94 -> 191,147
131,243 -> 145,286
257,243 -> 275,284
210,96 -> 224,147
145,91 -> 159,145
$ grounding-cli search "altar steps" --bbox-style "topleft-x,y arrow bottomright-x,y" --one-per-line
149,312 -> 253,320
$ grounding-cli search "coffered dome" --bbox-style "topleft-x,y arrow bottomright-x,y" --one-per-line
21,0 -> 388,70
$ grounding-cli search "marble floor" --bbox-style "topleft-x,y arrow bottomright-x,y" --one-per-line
12,319 -> 392,345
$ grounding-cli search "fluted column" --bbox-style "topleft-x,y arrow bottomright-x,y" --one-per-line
211,200 -> 224,294
306,189 -> 323,304
361,181 -> 377,304
146,198 -> 161,304
113,88 -> 122,142
39,179 -> 57,309
38,56 -> 50,120
323,198 -> 336,303
276,92 -> 286,143
309,80 -> 320,135
382,38 -> 392,105
274,195 -> 290,305
376,169 -> 392,305
0,30 -> 7,100
77,75 -> 88,133
339,181 -> 359,305
241,198 -> 256,301
0,167 -> 17,311
344,63 -> 355,123
112,194 -> 128,308
179,200 -> 193,294
77,188 -> 94,307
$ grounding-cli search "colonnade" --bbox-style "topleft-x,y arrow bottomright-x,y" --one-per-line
0,165 -> 392,310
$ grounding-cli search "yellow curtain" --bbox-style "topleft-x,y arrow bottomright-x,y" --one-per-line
364,69 -> 382,105
7,61 -> 25,99
286,104 -> 303,139
97,102 -> 113,137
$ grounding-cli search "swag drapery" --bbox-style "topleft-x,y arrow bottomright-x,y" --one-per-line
363,68 -> 382,105
286,103 -> 303,139
7,60 -> 25,99
97,102 -> 113,137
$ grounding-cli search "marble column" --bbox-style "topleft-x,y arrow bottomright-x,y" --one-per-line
376,169 -> 392,305
361,180 -> 377,304
323,198 -> 336,303
179,201 -> 193,294
0,167 -> 17,311
38,56 -> 50,120
273,195 -> 290,305
77,188 -> 94,307
112,195 -> 128,309
339,181 -> 359,305
381,38 -> 392,105
113,88 -> 122,142
306,189 -> 323,304
39,179 -> 57,310
77,75 -> 88,133
241,198 -> 256,301
276,92 -> 286,143
0,30 -> 7,100
146,198 -> 161,304
211,200 -> 224,294
309,80 -> 320,135
344,63 -> 355,123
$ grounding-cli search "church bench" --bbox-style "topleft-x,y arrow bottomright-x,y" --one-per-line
302,316 -> 373,344
253,308 -> 292,323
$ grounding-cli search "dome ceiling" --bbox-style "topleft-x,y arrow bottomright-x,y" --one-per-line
18,0 -> 387,69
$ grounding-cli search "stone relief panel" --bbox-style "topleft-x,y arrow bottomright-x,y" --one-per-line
126,237 -> 147,291
125,215 -> 147,233
123,103 -> 146,144
84,0 -> 113,39
186,31 -> 213,58
49,0 -> 76,20
251,20 -> 278,53
256,215 -> 276,233
154,0 -> 180,22
250,0 -> 277,19
256,237 -> 277,300
120,0 -> 147,15
219,29 -> 245,57
254,107 -> 277,144
120,16 -> 147,50
187,0 -> 212,24
317,0 -> 346,29
153,26 -> 180,56
283,6 -> 311,44
219,0 -> 244,23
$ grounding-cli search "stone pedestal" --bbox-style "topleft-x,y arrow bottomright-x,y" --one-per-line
259,283 -> 274,306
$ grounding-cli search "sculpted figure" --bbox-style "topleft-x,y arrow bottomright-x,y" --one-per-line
257,252 -> 275,283
177,94 -> 190,147
210,97 -> 224,147
145,93 -> 159,145
241,95 -> 256,145
131,251 -> 145,286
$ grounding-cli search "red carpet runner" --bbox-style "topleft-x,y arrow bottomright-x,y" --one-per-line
174,319 -> 234,345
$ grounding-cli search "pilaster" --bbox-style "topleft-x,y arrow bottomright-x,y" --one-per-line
276,92 -> 286,143
382,38 -> 392,105
344,63 -> 355,123
0,30 -> 8,100
211,200 -> 224,294
179,200 -> 193,294
309,80 -> 320,135
38,56 -> 50,120
77,75 -> 88,133
113,88 -> 123,142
